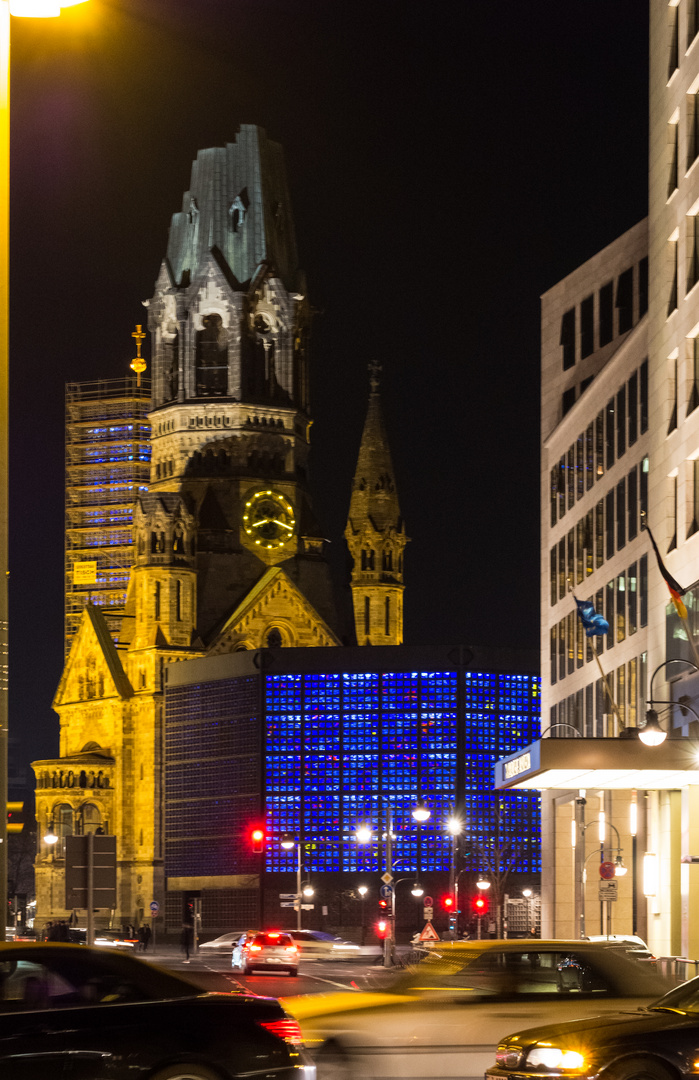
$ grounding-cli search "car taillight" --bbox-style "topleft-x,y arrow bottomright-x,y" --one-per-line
259,1018 -> 303,1047
286,945 -> 298,953
249,944 -> 262,951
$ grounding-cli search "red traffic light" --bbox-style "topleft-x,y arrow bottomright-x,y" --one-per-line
442,895 -> 455,910
251,828 -> 266,853
376,919 -> 388,939
472,895 -> 488,915
378,897 -> 388,910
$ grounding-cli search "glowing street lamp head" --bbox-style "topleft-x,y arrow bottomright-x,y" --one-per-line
10,1 -> 90,15
446,816 -> 462,836
280,832 -> 295,851
410,883 -> 424,898
476,876 -> 491,890
355,824 -> 373,844
639,710 -> 667,746
302,883 -> 314,898
357,884 -> 368,897
412,798 -> 431,823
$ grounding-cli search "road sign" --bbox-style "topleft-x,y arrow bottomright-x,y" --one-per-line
423,906 -> 434,920
381,872 -> 393,885
65,835 -> 117,909
599,861 -> 616,880
301,903 -> 314,910
419,922 -> 440,942
280,901 -> 296,907
279,893 -> 297,899
150,901 -> 159,915
380,883 -> 393,899
598,880 -> 618,901
423,895 -> 433,907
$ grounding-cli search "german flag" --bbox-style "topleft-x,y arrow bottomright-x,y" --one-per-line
642,519 -> 688,619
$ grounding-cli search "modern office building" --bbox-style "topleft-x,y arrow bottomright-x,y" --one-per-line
534,1 -> 699,957
65,377 -> 151,654
162,645 -> 540,935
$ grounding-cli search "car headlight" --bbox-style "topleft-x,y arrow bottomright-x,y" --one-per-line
525,1046 -> 586,1070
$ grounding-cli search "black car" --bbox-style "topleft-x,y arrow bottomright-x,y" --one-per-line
0,942 -> 315,1079
486,972 -> 699,1080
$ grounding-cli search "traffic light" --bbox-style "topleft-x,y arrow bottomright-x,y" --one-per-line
376,918 -> 388,939
472,894 -> 489,916
378,897 -> 388,911
441,894 -> 455,911
251,828 -> 265,853
6,802 -> 23,834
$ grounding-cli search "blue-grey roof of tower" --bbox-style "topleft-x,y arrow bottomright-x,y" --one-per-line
166,124 -> 299,291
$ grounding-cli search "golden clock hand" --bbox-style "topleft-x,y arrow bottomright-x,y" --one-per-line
271,519 -> 294,530
251,518 -> 271,528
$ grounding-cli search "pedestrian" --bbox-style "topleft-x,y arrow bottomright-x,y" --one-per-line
139,923 -> 151,952
181,922 -> 193,962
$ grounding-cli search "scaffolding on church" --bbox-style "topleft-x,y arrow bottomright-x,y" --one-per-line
65,378 -> 152,655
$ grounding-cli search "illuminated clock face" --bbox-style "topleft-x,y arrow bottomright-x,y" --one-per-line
243,490 -> 296,550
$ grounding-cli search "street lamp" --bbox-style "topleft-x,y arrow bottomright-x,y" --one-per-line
446,815 -> 462,936
357,884 -> 368,944
355,797 -> 431,966
0,0 -> 91,943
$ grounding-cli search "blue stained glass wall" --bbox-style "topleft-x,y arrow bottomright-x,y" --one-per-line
265,669 -> 540,875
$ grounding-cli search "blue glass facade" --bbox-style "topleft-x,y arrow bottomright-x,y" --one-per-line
265,668 -> 540,876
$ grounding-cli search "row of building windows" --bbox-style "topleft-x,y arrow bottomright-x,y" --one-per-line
668,0 -> 699,85
560,262 -> 647,374
550,558 -> 648,686
550,459 -> 649,604
551,652 -> 647,737
551,363 -> 648,526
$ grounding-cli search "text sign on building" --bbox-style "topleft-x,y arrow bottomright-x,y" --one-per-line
496,741 -> 540,788
73,561 -> 97,586
65,835 -> 117,910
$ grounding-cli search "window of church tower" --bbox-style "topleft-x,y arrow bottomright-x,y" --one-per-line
176,580 -> 183,621
385,596 -> 390,635
155,582 -> 161,621
196,313 -> 228,397
267,628 -> 282,648
80,803 -> 102,835
56,804 -> 73,853
364,597 -> 370,636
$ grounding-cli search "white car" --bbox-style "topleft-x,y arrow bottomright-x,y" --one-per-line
283,939 -> 672,1080
199,931 -> 250,952
288,930 -> 361,961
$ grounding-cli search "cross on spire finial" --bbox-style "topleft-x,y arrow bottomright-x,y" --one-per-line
130,324 -> 147,387
368,361 -> 382,392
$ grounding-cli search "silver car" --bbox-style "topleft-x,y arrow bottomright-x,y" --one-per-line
232,931 -> 299,976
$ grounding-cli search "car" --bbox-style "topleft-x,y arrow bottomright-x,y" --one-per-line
232,930 -> 300,976
485,971 -> 699,1080
584,934 -> 657,963
282,938 -> 672,1080
93,928 -> 141,950
0,941 -> 315,1078
199,931 -> 250,952
288,930 -> 361,961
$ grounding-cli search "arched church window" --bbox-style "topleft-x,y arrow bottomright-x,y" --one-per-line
364,597 -> 371,637
56,803 -> 73,853
382,551 -> 393,572
176,580 -> 182,622
154,582 -> 161,621
173,527 -> 185,554
196,313 -> 228,397
266,628 -> 282,648
165,332 -> 179,401
78,771 -> 87,789
80,803 -> 102,835
385,595 -> 391,635
151,532 -> 158,554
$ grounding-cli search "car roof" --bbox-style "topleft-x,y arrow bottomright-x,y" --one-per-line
430,939 -> 632,952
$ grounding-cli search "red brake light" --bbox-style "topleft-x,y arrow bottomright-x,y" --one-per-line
249,944 -> 262,951
286,945 -> 298,953
267,932 -> 280,938
259,1018 -> 303,1046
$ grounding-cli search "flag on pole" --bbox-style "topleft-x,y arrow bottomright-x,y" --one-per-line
574,597 -> 609,637
642,519 -> 688,619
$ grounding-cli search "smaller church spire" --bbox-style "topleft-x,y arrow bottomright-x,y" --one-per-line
345,367 -> 408,646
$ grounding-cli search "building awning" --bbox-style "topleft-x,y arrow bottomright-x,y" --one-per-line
495,738 -> 699,790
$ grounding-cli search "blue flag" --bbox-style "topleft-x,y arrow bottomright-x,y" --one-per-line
574,597 -> 609,638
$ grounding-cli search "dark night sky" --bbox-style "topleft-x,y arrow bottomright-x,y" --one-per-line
7,0 -> 649,775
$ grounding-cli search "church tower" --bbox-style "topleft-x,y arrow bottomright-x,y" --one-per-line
145,124 -> 339,646
345,368 -> 407,645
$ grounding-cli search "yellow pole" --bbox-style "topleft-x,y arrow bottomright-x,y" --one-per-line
0,0 -> 10,943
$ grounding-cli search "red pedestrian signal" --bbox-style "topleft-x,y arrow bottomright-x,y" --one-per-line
251,828 -> 265,853
376,919 -> 388,939
472,895 -> 488,915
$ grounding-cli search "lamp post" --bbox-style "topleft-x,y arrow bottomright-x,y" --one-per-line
446,815 -> 462,937
357,884 -> 368,945
355,797 -> 431,966
579,819 -> 627,938
0,0 -> 90,942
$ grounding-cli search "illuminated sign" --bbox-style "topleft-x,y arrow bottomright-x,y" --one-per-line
73,561 -> 97,585
504,752 -> 532,779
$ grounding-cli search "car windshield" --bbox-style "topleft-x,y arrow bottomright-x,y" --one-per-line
650,977 -> 699,1014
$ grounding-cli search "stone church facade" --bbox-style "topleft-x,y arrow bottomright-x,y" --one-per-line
33,126 -> 405,929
